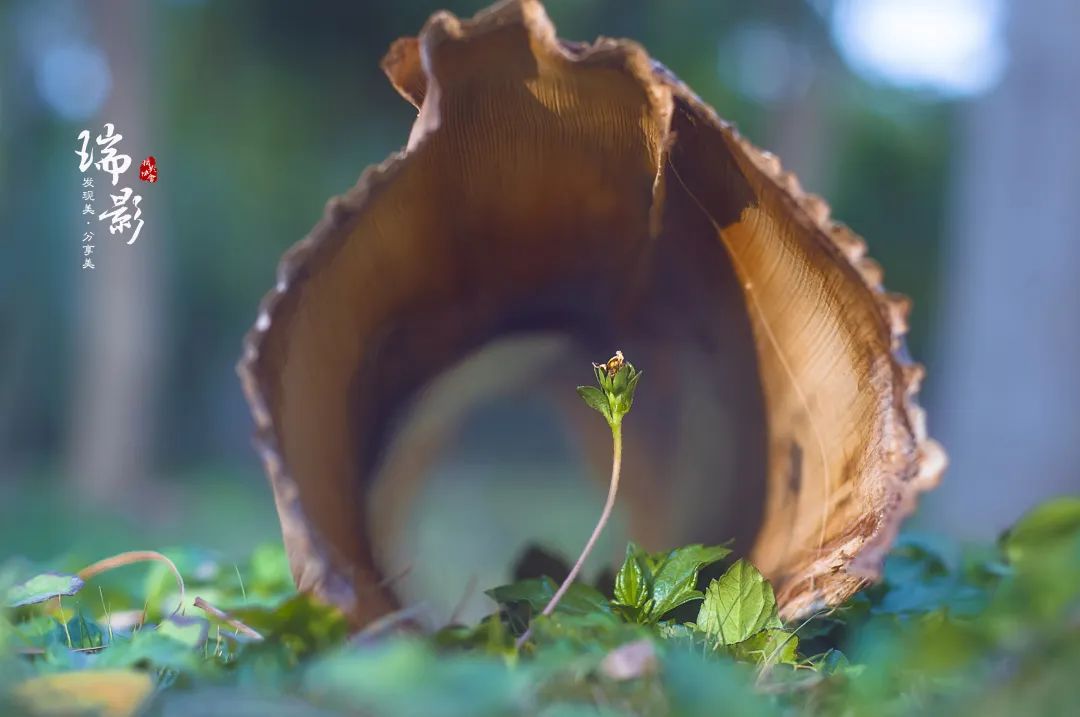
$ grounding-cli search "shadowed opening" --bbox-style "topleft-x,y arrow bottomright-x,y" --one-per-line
362,169 -> 771,620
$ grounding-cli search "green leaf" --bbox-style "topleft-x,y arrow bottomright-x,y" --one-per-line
5,572 -> 84,607
229,593 -> 349,659
731,629 -> 798,665
487,577 -> 614,618
613,543 -> 649,616
696,559 -> 782,645
657,622 -> 696,642
576,385 -> 611,422
12,615 -> 65,650
810,648 -> 854,675
487,577 -> 556,611
648,544 -> 731,620
157,616 -> 210,648
593,363 -> 607,388
612,364 -> 630,394
1001,497 -> 1080,564
434,614 -> 513,654
624,370 -> 642,409
874,537 -> 988,616
651,577 -> 701,620
96,629 -> 206,673
66,610 -> 105,649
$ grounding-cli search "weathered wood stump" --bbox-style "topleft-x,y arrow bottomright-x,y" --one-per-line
239,0 -> 945,627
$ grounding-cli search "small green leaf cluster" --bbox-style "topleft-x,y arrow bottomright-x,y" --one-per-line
576,355 -> 642,428
615,546 -> 798,667
612,542 -> 731,623
481,541 -> 800,670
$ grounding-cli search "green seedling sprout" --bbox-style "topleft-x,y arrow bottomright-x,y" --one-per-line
516,350 -> 642,648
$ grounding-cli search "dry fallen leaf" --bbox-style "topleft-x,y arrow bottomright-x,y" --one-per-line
13,670 -> 154,717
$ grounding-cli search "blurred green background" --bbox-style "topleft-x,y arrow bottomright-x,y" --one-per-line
1,0 -> 1077,619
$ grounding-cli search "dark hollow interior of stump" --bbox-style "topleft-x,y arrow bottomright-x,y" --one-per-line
351,168 -> 770,622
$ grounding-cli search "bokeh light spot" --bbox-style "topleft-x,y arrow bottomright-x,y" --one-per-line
831,0 -> 1007,97
34,43 -> 112,120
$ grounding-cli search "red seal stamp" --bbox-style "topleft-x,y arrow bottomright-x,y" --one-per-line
138,156 -> 157,183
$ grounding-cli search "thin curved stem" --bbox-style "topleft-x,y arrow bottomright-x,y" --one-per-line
516,424 -> 623,648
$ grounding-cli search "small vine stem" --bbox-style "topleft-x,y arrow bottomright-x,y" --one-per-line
516,422 -> 623,648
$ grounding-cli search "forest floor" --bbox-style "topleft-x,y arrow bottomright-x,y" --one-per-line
3,497 -> 1080,715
